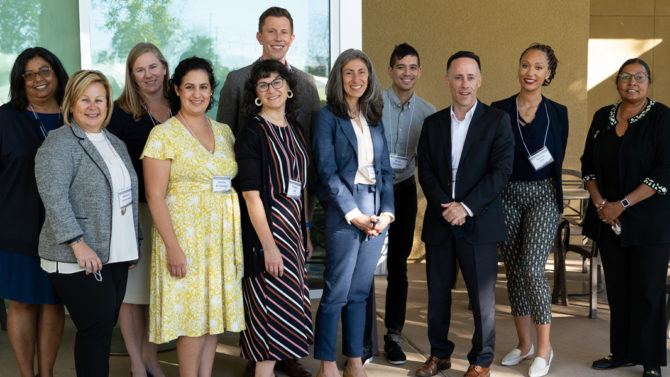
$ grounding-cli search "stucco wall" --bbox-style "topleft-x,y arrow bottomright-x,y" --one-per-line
361,0 -> 590,258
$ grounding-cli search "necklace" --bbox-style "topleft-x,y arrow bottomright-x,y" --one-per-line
178,112 -> 215,154
618,99 -> 647,120
261,110 -> 287,127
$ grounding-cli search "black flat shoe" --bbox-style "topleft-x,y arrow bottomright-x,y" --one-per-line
643,366 -> 662,377
592,355 -> 635,369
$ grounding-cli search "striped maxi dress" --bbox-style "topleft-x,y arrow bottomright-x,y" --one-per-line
240,116 -> 313,361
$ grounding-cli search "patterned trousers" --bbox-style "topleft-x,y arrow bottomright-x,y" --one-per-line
500,179 -> 559,325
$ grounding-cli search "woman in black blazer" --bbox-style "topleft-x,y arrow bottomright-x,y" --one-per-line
581,58 -> 670,377
491,43 -> 568,377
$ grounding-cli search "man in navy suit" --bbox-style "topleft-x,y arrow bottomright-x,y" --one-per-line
415,51 -> 514,377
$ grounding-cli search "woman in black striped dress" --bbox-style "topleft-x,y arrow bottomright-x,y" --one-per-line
235,60 -> 314,377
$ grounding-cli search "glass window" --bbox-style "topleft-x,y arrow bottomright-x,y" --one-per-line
86,0 -> 330,116
0,0 -> 80,102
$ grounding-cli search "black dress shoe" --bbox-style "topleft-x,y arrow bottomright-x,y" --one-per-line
592,355 -> 635,369
643,366 -> 662,376
384,335 -> 406,365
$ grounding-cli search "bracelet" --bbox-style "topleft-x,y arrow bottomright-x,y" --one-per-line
68,237 -> 83,247
596,199 -> 606,212
305,221 -> 312,229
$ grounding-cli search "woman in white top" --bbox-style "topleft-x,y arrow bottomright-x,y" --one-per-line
35,70 -> 140,377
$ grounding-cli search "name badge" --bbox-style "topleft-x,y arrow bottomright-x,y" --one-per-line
528,146 -> 554,171
212,176 -> 231,193
286,179 -> 302,198
366,165 -> 376,180
119,188 -> 132,215
389,154 -> 408,170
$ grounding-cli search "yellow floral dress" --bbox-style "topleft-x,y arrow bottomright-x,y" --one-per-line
141,117 -> 245,343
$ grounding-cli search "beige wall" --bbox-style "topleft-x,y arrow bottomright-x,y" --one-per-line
362,1 -> 590,258
363,0 -> 590,171
590,1 -> 670,117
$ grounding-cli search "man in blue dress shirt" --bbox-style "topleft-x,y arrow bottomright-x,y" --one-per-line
380,43 -> 436,365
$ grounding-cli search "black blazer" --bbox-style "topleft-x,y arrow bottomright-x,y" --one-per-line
491,94 -> 569,212
0,103 -> 63,256
581,100 -> 670,247
418,101 -> 514,245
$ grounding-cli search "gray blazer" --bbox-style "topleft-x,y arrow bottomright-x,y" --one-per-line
216,60 -> 322,141
35,123 -> 140,264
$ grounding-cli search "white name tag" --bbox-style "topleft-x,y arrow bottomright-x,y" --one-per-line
366,165 -> 376,180
528,146 -> 554,171
389,154 -> 408,170
212,176 -> 231,193
119,188 -> 132,215
286,179 -> 302,198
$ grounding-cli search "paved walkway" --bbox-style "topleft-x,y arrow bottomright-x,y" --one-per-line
1,257 -> 668,376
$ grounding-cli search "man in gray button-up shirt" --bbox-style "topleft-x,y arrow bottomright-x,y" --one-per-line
380,43 -> 436,365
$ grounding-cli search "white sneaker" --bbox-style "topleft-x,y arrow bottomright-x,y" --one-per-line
529,349 -> 554,377
501,344 -> 535,366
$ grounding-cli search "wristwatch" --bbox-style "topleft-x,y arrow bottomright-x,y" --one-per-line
620,198 -> 630,208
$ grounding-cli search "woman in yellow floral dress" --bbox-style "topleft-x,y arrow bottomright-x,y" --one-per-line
142,57 -> 244,377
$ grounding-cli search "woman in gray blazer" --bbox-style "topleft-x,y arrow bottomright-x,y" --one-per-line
35,70 -> 140,377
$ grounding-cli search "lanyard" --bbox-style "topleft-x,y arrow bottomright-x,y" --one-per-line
384,91 -> 415,157
144,105 -> 172,127
515,99 -> 550,157
29,104 -> 53,139
258,114 -> 301,182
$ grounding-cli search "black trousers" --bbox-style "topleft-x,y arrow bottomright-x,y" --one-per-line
425,237 -> 497,367
384,177 -> 418,338
598,225 -> 670,366
49,262 -> 128,377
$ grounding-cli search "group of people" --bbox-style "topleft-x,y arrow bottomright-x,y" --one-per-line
1,5 -> 669,377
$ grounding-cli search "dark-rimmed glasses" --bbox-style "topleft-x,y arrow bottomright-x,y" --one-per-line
22,66 -> 53,82
257,77 -> 284,92
617,72 -> 648,83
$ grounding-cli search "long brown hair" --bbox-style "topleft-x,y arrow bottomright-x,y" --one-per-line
116,42 -> 170,120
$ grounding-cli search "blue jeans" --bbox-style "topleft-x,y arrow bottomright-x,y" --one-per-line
314,185 -> 386,361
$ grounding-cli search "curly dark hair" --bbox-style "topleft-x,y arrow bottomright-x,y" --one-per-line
243,60 -> 299,125
520,43 -> 558,86
168,56 -> 217,113
9,47 -> 69,110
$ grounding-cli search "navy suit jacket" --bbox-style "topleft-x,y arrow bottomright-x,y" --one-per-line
418,101 -> 514,245
311,106 -> 395,228
491,94 -> 569,212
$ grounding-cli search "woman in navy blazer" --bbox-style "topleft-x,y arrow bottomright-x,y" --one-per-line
491,43 -> 568,377
312,49 -> 394,377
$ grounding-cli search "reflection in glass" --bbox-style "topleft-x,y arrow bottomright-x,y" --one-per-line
87,0 -> 330,117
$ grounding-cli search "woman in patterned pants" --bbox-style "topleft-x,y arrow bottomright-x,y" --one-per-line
491,43 -> 568,377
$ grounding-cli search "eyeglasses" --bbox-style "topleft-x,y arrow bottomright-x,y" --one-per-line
257,77 -> 284,92
617,72 -> 648,83
22,66 -> 53,82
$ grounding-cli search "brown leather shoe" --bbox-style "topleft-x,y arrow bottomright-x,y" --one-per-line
243,360 -> 255,377
464,365 -> 490,377
275,359 -> 312,377
415,356 -> 452,377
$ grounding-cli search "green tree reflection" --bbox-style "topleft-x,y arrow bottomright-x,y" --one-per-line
98,0 -> 179,62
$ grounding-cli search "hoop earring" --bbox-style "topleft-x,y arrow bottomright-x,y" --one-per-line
255,97 -> 262,106
287,90 -> 294,98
